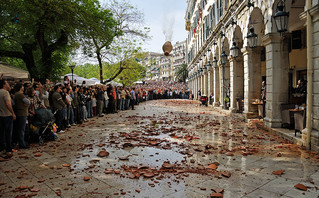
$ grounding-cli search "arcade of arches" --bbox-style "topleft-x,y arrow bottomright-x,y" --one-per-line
186,0 -> 319,152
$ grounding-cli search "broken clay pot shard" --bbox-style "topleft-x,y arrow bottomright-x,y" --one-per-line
294,183 -> 307,191
97,150 -> 109,157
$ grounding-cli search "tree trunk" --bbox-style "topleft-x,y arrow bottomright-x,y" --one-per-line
22,44 -> 37,79
0,43 -> 37,80
97,51 -> 103,83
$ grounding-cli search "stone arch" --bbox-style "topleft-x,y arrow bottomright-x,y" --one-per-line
271,0 -> 306,33
233,25 -> 244,50
230,25 -> 245,112
247,7 -> 265,47
214,46 -> 220,59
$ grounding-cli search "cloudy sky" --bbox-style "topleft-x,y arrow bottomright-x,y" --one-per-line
101,0 -> 187,53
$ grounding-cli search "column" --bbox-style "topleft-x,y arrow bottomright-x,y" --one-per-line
203,72 -> 206,96
213,67 -> 220,106
194,76 -> 197,100
242,46 -> 263,117
207,69 -> 214,98
204,71 -> 208,96
219,64 -> 225,108
262,33 -> 289,127
229,56 -> 244,112
200,74 -> 203,98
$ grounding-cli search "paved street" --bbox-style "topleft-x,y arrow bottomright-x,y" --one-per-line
1,100 -> 319,198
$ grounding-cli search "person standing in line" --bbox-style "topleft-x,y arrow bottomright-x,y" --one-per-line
72,86 -> 81,124
130,88 -> 136,110
96,87 -> 104,117
0,80 -> 16,155
14,83 -> 30,149
52,85 -> 66,133
261,81 -> 266,117
120,87 -> 126,110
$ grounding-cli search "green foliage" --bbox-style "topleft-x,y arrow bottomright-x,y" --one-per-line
62,54 -> 146,86
0,0 -> 117,82
175,63 -> 188,82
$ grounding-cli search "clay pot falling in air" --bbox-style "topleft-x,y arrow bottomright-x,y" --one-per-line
162,41 -> 173,56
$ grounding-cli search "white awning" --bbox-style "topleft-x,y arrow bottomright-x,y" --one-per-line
0,62 -> 30,79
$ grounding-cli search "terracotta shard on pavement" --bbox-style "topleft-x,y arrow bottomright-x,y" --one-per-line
97,150 -> 109,157
212,188 -> 224,193
34,153 -> 42,157
143,172 -> 155,178
221,172 -> 231,178
294,183 -> 307,191
83,176 -> 91,181
119,156 -> 129,160
162,163 -> 175,169
225,152 -> 234,156
272,170 -> 285,175
210,192 -> 223,198
207,164 -> 218,170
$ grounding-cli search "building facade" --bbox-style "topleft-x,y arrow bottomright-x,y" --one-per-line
171,41 -> 187,81
185,0 -> 319,151
144,52 -> 162,81
144,41 -> 187,82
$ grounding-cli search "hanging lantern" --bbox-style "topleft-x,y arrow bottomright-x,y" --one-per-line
273,0 -> 289,33
202,66 -> 207,72
207,61 -> 212,71
220,50 -> 228,65
230,42 -> 239,58
199,68 -> 203,75
246,27 -> 258,48
212,57 -> 218,68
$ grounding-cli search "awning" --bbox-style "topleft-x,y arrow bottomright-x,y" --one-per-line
0,62 -> 30,79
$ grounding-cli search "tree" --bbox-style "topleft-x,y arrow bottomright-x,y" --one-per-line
99,0 -> 150,83
175,63 -> 188,82
76,2 -> 119,83
0,0 -> 113,81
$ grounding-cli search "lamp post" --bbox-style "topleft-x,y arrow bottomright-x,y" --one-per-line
230,42 -> 239,58
273,0 -> 289,34
246,27 -> 258,48
207,61 -> 212,71
220,50 -> 228,65
212,57 -> 218,69
69,65 -> 76,86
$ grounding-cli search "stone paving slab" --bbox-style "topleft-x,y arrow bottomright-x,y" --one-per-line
1,99 -> 319,198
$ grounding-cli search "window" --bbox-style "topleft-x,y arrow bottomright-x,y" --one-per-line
292,30 -> 302,49
206,17 -> 210,38
219,0 -> 223,17
212,4 -> 216,27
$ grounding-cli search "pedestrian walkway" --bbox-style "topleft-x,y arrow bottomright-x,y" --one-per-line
0,100 -> 318,198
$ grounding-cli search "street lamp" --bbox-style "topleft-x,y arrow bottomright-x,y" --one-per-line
246,27 -> 258,48
273,0 -> 289,34
202,65 -> 207,73
220,50 -> 228,65
230,42 -> 239,58
207,61 -> 212,71
69,65 -> 76,86
212,57 -> 218,68
246,0 -> 254,8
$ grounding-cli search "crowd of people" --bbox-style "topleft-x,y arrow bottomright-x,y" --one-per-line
0,77 -> 190,157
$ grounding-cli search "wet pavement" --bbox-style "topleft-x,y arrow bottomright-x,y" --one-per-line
1,99 -> 319,198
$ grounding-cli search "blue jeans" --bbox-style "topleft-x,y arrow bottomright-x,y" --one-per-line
121,98 -> 125,110
0,116 -> 13,152
16,116 -> 27,148
82,106 -> 87,120
67,106 -> 74,125
87,100 -> 93,118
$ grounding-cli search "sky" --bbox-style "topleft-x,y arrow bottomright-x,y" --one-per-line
101,0 -> 188,53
